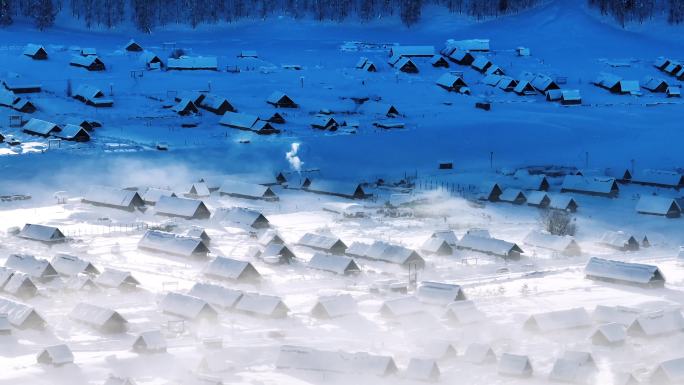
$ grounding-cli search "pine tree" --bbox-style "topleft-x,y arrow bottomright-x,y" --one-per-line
0,0 -> 12,26
670,0 -> 684,24
132,0 -> 152,32
33,0 -> 55,30
400,0 -> 421,26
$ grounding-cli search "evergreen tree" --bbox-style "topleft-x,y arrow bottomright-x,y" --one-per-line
33,0 -> 55,30
400,0 -> 421,26
0,0 -> 12,26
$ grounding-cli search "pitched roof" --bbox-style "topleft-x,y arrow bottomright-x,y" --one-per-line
636,195 -> 680,215
51,254 -> 99,276
416,281 -> 465,305
167,56 -> 218,70
188,282 -> 243,309
523,231 -> 578,253
83,186 -> 142,208
312,294 -> 357,318
585,257 -> 665,285
457,233 -> 523,257
17,224 -> 65,243
561,175 -> 618,195
5,254 -> 57,279
155,195 -> 209,218
94,268 -> 139,288
307,253 -> 360,275
138,230 -> 208,257
23,118 -> 60,135
203,256 -> 260,281
69,302 -> 127,328
160,292 -> 217,320
525,307 -> 592,332
235,293 -> 288,317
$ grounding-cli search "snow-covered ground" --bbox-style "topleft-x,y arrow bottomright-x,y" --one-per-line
1,1 -> 684,384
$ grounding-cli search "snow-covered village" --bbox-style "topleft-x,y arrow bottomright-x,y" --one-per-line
1,0 -> 684,384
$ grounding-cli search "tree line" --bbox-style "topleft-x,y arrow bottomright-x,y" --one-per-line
0,0 -> 548,30
587,0 -> 684,26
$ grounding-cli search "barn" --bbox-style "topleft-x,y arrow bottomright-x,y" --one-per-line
585,257 -> 665,287
141,187 -> 176,205
420,237 -> 453,256
561,89 -> 582,105
0,297 -> 46,329
560,175 -> 619,197
51,254 -> 99,276
463,343 -> 496,364
471,56 -> 492,73
526,191 -> 551,208
635,195 -> 681,218
380,296 -> 424,318
155,195 -> 211,219
5,254 -> 58,281
55,124 -> 90,142
436,73 -> 468,92
198,94 -> 235,115
391,56 -> 419,73
311,294 -> 357,319
513,80 -> 537,95
258,230 -> 284,247
37,345 -> 74,367
297,233 -> 347,254
94,268 -> 140,290
132,330 -> 167,354
498,353 -> 533,378
276,345 -> 398,376
219,112 -> 278,134
430,55 -> 449,68
457,233 -> 524,260
214,207 -> 270,229
267,91 -> 298,108
416,281 -> 465,306
311,115 -> 339,130
627,310 -> 684,337
448,49 -> 475,65
430,230 -> 459,246
167,56 -> 218,70
304,180 -> 367,199
445,300 -> 486,324
497,76 -> 518,91
23,44 -> 48,60
349,240 -> 425,268
171,98 -> 198,116
159,292 -> 217,321
73,84 -> 113,107
203,256 -> 261,282
22,118 -> 60,137
183,226 -> 210,246
124,39 -> 143,52
480,182 -> 503,201
307,253 -> 360,275
182,182 -> 211,198
82,186 -> 145,211
218,180 -> 278,201
260,243 -> 297,264
524,307 -> 592,332
138,230 -> 210,258
406,358 -> 441,382
3,78 -> 42,93
549,195 -> 579,212
188,282 -> 243,309
485,64 -> 505,76
593,304 -> 640,326
17,223 -> 66,244
531,74 -> 560,93
524,231 -> 581,256
642,76 -> 669,92
498,188 -> 527,205
69,302 -> 128,333
175,91 -> 205,105
70,55 -> 106,71
598,231 -> 639,251
591,323 -> 626,346
235,293 -> 289,318
139,51 -> 164,69
630,170 -> 684,188
3,273 -> 38,298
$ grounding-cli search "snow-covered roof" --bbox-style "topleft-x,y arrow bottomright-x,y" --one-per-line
298,233 -> 346,252
593,305 -> 641,326
436,73 -> 466,89
167,56 -> 218,70
599,231 -> 638,249
51,254 -> 99,276
0,87 -> 19,106
307,253 -> 360,275
642,76 -> 668,91
155,195 -> 209,219
592,322 -> 626,344
204,256 -> 260,281
171,98 -> 197,114
83,186 -> 142,208
356,240 -> 425,267
526,191 -> 550,206
420,237 -> 452,254
549,358 -> 594,383
499,188 -> 526,203
549,194 -> 577,210
56,124 -> 89,140
628,310 -> 684,337
188,282 -> 243,309
215,207 -> 269,228
139,51 -> 162,65
141,187 -> 176,204
417,281 -> 465,306
218,180 -> 275,199
23,118 -> 60,135
276,345 -> 397,376
471,55 -> 491,70
159,292 -> 217,320
5,254 -> 58,279
531,74 -> 556,91
74,84 -> 104,100
359,102 -> 400,117
17,223 -> 65,243
585,257 -> 664,285
636,195 -> 680,215
561,175 -> 618,195
311,294 -> 357,318
524,307 -> 592,332
94,268 -> 140,288
235,293 -> 288,317
405,358 -> 440,381
38,344 -> 74,365
652,357 -> 684,383
138,230 -> 208,257
593,72 -> 622,88
199,94 -> 234,111
444,300 -> 486,324
69,302 -> 127,328
463,343 -> 496,364
4,273 -> 37,297
70,54 -> 104,67
380,296 -> 423,317
183,182 -> 210,197
258,230 -> 284,246
389,45 -> 435,57
457,233 -> 523,257
562,89 -> 581,101
498,353 -> 533,377
23,43 -> 46,56
133,330 -> 167,351
523,231 -> 578,253
0,297 -> 44,328
631,170 -> 684,187
431,230 -> 459,245
446,39 -> 490,51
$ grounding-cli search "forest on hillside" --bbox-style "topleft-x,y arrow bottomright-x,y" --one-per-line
0,0 -> 682,31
